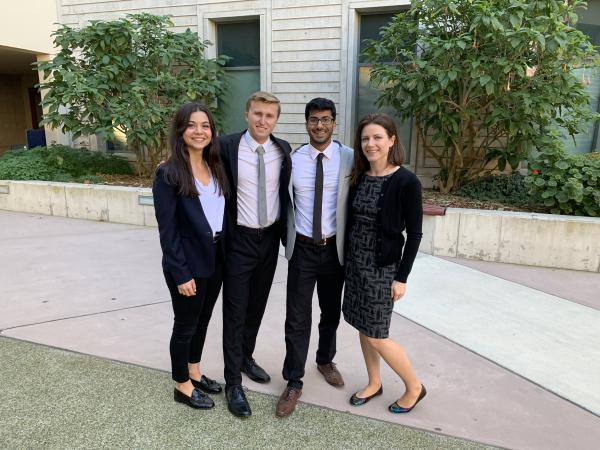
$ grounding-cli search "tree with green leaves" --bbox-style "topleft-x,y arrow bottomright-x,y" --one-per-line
365,0 -> 600,193
37,13 -> 228,174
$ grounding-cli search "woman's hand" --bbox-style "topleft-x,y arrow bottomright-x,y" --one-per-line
178,279 -> 196,297
391,280 -> 406,302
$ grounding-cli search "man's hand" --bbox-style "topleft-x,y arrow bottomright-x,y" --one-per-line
391,280 -> 406,302
178,279 -> 196,297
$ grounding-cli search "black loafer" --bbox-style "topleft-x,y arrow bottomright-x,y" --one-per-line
349,385 -> 383,406
241,358 -> 271,383
173,387 -> 214,409
191,375 -> 223,394
226,385 -> 252,418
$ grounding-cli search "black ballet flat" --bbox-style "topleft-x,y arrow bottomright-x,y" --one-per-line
191,375 -> 223,394
173,387 -> 214,409
388,384 -> 427,414
349,385 -> 383,406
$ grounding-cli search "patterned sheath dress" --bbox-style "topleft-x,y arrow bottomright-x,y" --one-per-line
343,173 -> 397,339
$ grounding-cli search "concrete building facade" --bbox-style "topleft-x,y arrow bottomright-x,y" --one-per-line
54,0 -> 600,184
3,1 -> 598,183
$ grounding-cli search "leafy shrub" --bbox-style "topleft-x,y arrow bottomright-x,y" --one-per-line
455,173 -> 532,206
526,138 -> 600,217
37,14 -> 228,175
0,145 -> 133,182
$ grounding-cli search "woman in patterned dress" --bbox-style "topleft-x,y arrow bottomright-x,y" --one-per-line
342,113 -> 426,414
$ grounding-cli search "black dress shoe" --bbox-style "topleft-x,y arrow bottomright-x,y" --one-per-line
226,385 -> 252,418
191,375 -> 223,394
241,358 -> 271,383
173,387 -> 214,409
349,385 -> 383,406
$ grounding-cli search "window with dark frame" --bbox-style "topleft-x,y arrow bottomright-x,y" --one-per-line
356,11 -> 413,162
217,20 -> 261,135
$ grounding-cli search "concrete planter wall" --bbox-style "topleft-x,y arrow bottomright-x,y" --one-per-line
0,180 -> 156,227
421,209 -> 600,273
2,180 -> 599,272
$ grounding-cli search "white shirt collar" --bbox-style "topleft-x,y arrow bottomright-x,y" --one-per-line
308,140 -> 336,161
244,130 -> 272,152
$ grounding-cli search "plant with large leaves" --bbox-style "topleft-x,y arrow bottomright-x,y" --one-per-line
365,0 -> 600,193
37,13 -> 228,174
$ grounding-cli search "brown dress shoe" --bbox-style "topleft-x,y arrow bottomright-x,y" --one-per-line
317,362 -> 345,387
275,387 -> 302,418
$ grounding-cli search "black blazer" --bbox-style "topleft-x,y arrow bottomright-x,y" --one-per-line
347,167 -> 423,283
153,165 -> 227,285
219,131 -> 292,244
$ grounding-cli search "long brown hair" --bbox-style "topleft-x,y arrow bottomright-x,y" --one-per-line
349,113 -> 405,185
161,102 -> 230,198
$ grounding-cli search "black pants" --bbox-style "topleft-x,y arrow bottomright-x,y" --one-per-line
282,238 -> 345,389
165,241 -> 223,383
222,223 -> 280,387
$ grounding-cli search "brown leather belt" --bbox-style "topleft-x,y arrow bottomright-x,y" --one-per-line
296,233 -> 336,246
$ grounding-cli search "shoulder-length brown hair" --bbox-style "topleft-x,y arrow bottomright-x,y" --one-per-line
161,102 -> 230,198
349,113 -> 405,185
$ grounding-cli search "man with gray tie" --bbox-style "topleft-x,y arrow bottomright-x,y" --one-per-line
276,98 -> 354,417
219,91 -> 292,418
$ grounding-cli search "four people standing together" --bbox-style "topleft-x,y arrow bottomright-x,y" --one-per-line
153,91 -> 424,419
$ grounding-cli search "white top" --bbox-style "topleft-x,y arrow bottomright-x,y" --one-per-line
292,141 -> 340,239
236,131 -> 284,228
195,175 -> 225,236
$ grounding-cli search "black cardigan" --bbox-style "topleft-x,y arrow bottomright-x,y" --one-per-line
347,167 -> 423,283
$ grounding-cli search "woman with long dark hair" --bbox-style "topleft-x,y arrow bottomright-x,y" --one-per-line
153,102 -> 230,409
343,113 -> 426,414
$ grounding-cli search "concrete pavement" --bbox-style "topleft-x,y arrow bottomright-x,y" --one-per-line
1,210 -> 599,449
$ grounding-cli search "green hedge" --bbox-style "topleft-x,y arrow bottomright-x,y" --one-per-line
455,173 -> 532,206
0,145 -> 133,182
526,140 -> 600,217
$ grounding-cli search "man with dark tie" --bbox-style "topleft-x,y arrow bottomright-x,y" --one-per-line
275,98 -> 354,417
219,91 -> 292,418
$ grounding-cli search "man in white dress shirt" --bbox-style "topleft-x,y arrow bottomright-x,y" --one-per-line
276,98 -> 354,417
219,92 -> 292,418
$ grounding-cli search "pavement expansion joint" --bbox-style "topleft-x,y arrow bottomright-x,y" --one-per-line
0,336 -> 496,450
0,299 -> 169,334
0,226 -> 150,242
394,310 -> 600,419
397,254 -> 600,416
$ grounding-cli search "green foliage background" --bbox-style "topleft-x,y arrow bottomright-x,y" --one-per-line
0,146 -> 132,183
36,14 -> 228,174
365,0 -> 600,193
455,173 -> 532,206
526,136 -> 600,216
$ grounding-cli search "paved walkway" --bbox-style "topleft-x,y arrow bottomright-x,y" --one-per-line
1,210 -> 599,449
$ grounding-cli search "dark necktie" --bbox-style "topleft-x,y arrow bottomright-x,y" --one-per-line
313,153 -> 324,243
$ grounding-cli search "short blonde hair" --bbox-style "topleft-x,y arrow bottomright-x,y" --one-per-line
245,91 -> 281,117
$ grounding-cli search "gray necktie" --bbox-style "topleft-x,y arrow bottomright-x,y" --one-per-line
256,145 -> 268,227
313,153 -> 324,243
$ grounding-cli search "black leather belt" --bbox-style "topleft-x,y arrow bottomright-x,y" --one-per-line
296,233 -> 336,246
236,221 -> 279,237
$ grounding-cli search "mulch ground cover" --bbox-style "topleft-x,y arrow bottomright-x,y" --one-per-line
90,173 -> 548,214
